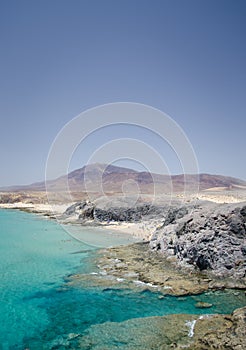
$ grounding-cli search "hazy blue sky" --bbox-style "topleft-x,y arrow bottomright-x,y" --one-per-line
0,0 -> 246,186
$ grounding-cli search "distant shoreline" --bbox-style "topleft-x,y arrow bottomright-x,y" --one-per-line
1,188 -> 246,240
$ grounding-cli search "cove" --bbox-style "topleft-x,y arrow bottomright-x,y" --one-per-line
0,210 -> 245,349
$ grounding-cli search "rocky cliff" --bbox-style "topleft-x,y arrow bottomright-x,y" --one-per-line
63,200 -> 166,223
150,202 -> 246,280
63,199 -> 246,281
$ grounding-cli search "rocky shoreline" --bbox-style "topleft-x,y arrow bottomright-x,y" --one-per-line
97,242 -> 246,295
1,195 -> 246,348
2,197 -> 245,291
44,306 -> 246,349
150,202 -> 246,281
62,199 -> 246,285
76,306 -> 246,350
62,241 -> 246,350
61,199 -> 246,349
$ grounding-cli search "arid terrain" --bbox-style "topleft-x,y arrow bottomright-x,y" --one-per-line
1,163 -> 246,205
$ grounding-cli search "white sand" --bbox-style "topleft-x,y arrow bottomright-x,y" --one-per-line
195,193 -> 246,204
0,201 -> 158,240
0,202 -> 72,215
1,190 -> 245,241
101,221 -> 160,240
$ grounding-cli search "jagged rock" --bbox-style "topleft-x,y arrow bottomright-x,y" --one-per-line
150,202 -> 246,280
63,200 -> 246,280
94,204 -> 167,222
63,200 -> 95,221
64,201 -> 166,223
180,307 -> 246,349
63,201 -> 88,216
78,202 -> 95,220
240,206 -> 246,218
196,254 -> 211,270
163,207 -> 189,226
195,302 -> 213,308
77,306 -> 246,350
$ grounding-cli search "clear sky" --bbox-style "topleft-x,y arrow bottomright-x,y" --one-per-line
0,0 -> 245,186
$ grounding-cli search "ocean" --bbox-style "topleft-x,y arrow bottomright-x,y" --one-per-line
0,209 -> 245,349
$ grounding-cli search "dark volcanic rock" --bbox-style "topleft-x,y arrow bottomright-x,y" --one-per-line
196,254 -> 212,271
162,207 -> 189,226
64,201 -> 87,215
63,201 -> 166,223
150,203 -> 246,280
63,199 -> 246,281
94,204 -> 161,222
63,200 -> 95,220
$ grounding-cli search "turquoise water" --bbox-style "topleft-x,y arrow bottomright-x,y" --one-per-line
0,210 -> 245,349
0,210 -> 95,348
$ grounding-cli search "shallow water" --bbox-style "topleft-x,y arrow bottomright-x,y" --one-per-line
0,210 -> 245,349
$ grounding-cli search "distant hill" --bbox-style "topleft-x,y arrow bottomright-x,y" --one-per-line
1,163 -> 246,194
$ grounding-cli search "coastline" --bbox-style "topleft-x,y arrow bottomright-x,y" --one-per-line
1,189 -> 245,240
0,201 -> 157,240
1,197 -> 246,349
67,241 -> 246,296
2,199 -> 245,297
0,202 -> 72,216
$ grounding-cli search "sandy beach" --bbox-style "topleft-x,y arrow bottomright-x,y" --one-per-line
1,189 -> 246,242
0,202 -> 72,215
102,221 -> 160,240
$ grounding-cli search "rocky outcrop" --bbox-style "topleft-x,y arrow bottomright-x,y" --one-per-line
65,307 -> 246,350
63,200 -> 246,281
63,200 -> 95,220
177,306 -> 246,350
91,242 -> 212,296
63,200 -> 166,223
93,205 -> 164,222
150,203 -> 246,280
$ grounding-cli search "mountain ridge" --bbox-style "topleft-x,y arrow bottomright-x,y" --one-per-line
1,163 -> 246,193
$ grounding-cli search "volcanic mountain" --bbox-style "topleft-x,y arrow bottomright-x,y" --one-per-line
2,163 -> 246,195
